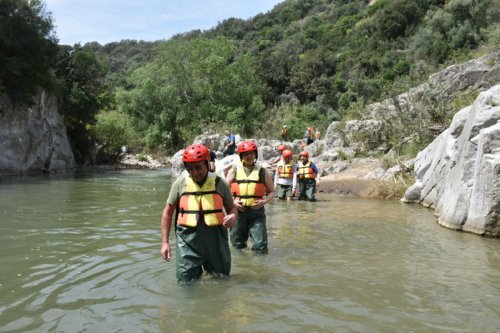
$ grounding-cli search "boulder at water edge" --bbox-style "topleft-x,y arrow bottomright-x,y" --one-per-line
402,85 -> 500,236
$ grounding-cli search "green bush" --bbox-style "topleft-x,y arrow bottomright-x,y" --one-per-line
89,110 -> 139,160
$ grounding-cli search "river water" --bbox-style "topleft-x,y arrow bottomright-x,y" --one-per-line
0,169 -> 498,332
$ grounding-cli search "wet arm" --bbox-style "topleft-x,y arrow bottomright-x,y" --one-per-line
223,203 -> 238,229
313,164 -> 321,183
161,203 -> 176,261
292,165 -> 298,191
225,166 -> 235,184
263,170 -> 275,204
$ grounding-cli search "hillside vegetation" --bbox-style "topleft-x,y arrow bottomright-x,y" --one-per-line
1,0 -> 499,162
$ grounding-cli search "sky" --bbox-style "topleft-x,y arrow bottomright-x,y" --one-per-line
44,0 -> 284,46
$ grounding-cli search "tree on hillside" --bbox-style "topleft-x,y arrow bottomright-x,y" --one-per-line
54,44 -> 110,163
118,36 -> 265,153
410,0 -> 498,64
0,0 -> 57,102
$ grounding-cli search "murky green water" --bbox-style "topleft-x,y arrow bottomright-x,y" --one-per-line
0,169 -> 499,332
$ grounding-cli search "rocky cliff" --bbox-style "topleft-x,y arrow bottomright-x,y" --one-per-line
403,85 -> 499,236
312,52 -> 499,236
0,91 -> 74,175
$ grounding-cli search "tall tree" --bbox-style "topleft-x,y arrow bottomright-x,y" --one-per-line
55,44 -> 109,163
0,0 -> 58,102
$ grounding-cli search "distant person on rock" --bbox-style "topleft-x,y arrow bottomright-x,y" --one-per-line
160,144 -> 238,283
226,141 -> 275,253
304,127 -> 315,145
223,130 -> 236,157
280,125 -> 289,141
297,151 -> 320,202
274,149 -> 298,201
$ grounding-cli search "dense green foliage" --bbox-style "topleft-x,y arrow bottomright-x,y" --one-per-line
88,110 -> 137,161
116,36 -> 265,153
0,0 -> 57,101
114,0 -> 498,152
84,40 -> 157,88
54,44 -> 110,163
3,0 -> 500,161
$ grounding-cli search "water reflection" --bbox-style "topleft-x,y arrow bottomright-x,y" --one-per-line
0,169 -> 499,332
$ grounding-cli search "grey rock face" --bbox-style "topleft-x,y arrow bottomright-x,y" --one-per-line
403,85 -> 500,236
0,91 -> 74,175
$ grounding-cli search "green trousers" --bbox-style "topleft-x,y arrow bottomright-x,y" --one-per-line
230,207 -> 268,253
175,222 -> 231,282
298,178 -> 317,201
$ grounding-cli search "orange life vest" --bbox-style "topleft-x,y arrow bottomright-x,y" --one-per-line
277,160 -> 294,179
230,164 -> 266,206
178,173 -> 224,227
298,161 -> 316,179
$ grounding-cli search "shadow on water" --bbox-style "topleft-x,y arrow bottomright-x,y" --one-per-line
1,169 -> 499,332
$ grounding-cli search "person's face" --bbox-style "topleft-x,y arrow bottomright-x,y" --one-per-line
284,156 -> 292,163
185,161 -> 208,182
241,151 -> 256,165
300,155 -> 308,162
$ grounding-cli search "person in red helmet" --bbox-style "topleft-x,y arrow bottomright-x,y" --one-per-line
160,144 -> 238,283
304,127 -> 315,145
226,141 -> 275,253
274,149 -> 298,201
297,151 -> 320,201
270,143 -> 287,167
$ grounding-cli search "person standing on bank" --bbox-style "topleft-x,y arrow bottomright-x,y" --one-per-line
223,130 -> 236,157
280,125 -> 289,141
315,128 -> 321,140
160,144 -> 238,283
226,141 -> 275,254
274,149 -> 298,201
297,151 -> 320,202
304,127 -> 315,145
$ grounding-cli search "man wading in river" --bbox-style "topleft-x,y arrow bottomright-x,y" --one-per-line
297,151 -> 320,202
226,141 -> 275,254
160,144 -> 238,283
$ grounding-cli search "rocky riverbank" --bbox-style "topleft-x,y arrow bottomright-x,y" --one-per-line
316,158 -> 381,198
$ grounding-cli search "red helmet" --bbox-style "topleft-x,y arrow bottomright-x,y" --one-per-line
282,149 -> 293,158
182,144 -> 209,163
277,144 -> 286,152
238,141 -> 258,159
299,151 -> 309,157
307,127 -> 312,131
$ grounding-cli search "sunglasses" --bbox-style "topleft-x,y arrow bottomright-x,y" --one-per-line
185,165 -> 205,172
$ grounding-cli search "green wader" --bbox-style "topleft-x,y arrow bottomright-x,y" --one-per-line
277,183 -> 293,200
298,178 -> 316,201
175,221 -> 231,282
230,207 -> 268,253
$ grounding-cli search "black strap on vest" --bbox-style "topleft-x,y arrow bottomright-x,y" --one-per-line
237,194 -> 263,199
182,190 -> 219,195
236,179 -> 260,184
178,207 -> 223,216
